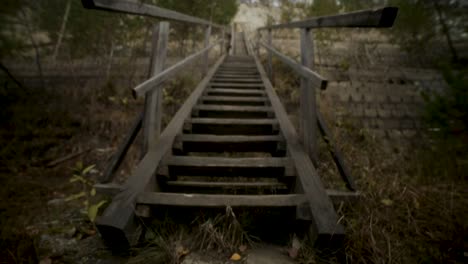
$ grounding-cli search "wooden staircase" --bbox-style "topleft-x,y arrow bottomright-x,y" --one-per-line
142,55 -> 296,205
125,39 -> 354,248
81,0 -> 397,254
95,35 -> 355,253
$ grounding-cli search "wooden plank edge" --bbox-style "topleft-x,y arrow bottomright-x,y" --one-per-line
81,0 -> 224,29
247,37 -> 345,243
133,40 -> 221,98
257,6 -> 398,30
259,41 -> 327,90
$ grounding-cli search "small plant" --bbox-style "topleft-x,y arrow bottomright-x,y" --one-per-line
67,162 -> 107,222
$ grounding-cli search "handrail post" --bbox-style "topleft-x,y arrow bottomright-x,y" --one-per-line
221,27 -> 225,55
231,23 -> 235,55
203,25 -> 212,75
142,21 -> 169,154
267,29 -> 273,81
255,31 -> 260,57
300,27 -> 317,164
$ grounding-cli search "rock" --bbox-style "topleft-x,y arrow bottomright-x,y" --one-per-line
38,234 -> 78,258
47,198 -> 66,206
246,246 -> 296,264
181,254 -> 213,264
181,252 -> 223,264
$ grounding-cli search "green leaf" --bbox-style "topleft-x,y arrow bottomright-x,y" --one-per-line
82,164 -> 96,176
65,192 -> 86,202
70,175 -> 85,183
381,199 -> 394,206
90,188 -> 96,197
88,200 -> 108,222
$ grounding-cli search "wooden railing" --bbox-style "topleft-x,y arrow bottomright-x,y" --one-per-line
81,0 -> 234,251
81,0 -> 231,183
255,7 -> 398,191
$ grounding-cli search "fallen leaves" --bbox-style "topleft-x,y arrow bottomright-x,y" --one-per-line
230,253 -> 242,261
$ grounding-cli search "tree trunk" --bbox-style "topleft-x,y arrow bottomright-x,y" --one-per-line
52,0 -> 72,61
434,0 -> 458,62
21,8 -> 45,89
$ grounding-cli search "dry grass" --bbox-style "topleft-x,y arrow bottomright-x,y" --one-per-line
129,206 -> 257,264
265,52 -> 468,263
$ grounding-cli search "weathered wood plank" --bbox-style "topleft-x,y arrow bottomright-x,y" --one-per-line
248,39 -> 345,243
193,105 -> 272,119
166,156 -> 290,168
299,28 -> 318,164
258,7 -> 398,30
206,88 -> 265,96
203,25 -> 211,75
208,83 -> 264,88
137,193 -> 306,207
81,0 -> 224,28
166,181 -> 288,189
95,183 -> 358,204
317,111 -> 356,191
133,40 -> 221,97
214,74 -> 260,78
188,118 -> 277,126
194,105 -> 272,113
174,134 -> 283,154
259,41 -> 327,90
267,29 -> 273,81
95,55 -> 226,252
201,96 -> 268,103
177,134 -> 282,145
142,22 -> 168,153
102,111 -> 143,183
211,78 -> 262,83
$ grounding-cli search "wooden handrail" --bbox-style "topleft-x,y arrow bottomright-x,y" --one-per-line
132,40 -> 222,98
82,0 -> 225,29
258,6 -> 398,30
259,41 -> 327,90
96,55 -> 226,250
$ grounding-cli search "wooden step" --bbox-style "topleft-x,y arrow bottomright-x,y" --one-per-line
209,83 -> 264,89
216,69 -> 259,74
219,67 -> 258,71
166,181 -> 288,189
211,78 -> 262,83
163,156 -> 293,177
96,183 -> 361,204
217,69 -> 258,73
206,88 -> 266,97
137,193 -> 306,207
193,105 -> 273,119
201,96 -> 268,106
173,134 -> 284,153
185,117 -> 279,135
214,73 -> 260,78
164,180 -> 290,194
220,64 -> 257,68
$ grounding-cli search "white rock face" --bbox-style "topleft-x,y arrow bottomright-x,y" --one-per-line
232,3 -> 281,35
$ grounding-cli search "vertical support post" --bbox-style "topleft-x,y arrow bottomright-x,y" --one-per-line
255,31 -> 260,58
203,25 -> 212,75
221,27 -> 225,56
231,23 -> 236,55
266,29 -> 273,81
142,21 -> 169,155
300,27 -> 318,164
